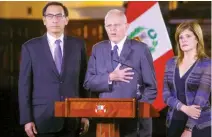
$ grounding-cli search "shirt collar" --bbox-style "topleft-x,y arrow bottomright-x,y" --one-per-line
47,33 -> 64,46
111,36 -> 127,50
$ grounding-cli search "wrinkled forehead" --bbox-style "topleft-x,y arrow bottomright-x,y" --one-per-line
105,14 -> 125,25
45,5 -> 65,15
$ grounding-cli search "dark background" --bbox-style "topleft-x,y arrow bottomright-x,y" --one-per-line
0,1 -> 211,137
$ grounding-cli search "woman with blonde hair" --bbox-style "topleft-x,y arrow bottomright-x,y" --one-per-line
163,21 -> 211,137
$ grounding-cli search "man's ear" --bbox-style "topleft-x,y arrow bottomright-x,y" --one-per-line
65,17 -> 69,25
125,23 -> 129,30
43,17 -> 46,25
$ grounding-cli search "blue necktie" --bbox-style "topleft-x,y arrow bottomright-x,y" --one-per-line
54,39 -> 62,74
111,45 -> 119,69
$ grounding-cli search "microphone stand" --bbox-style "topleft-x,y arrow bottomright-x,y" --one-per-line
113,58 -> 143,137
135,98 -> 140,137
136,84 -> 142,137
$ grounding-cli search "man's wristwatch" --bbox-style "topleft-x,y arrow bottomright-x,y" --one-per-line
185,126 -> 193,132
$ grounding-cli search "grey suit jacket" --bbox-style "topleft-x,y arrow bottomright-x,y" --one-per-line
84,39 -> 157,103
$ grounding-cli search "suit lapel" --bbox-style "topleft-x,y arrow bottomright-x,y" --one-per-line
60,36 -> 76,80
119,39 -> 133,64
104,39 -> 133,72
104,41 -> 113,73
42,34 -> 60,77
60,36 -> 70,77
171,58 -> 177,92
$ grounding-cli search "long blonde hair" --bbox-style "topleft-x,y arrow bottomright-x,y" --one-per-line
175,21 -> 208,65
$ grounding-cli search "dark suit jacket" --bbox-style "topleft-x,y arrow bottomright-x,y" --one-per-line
84,39 -> 157,103
18,34 -> 87,133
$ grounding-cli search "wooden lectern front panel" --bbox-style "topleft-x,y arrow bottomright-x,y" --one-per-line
139,102 -> 160,118
96,123 -> 120,137
55,98 -> 136,118
55,98 -> 159,137
55,102 -> 65,117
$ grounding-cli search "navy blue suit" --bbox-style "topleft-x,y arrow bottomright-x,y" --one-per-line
84,39 -> 157,137
18,34 -> 87,134
84,39 -> 157,103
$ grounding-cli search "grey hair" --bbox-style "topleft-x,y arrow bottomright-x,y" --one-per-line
104,9 -> 127,24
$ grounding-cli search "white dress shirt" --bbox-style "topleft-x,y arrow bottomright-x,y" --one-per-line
47,33 -> 64,60
110,36 -> 127,56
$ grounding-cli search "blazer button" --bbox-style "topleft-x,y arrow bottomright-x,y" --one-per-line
60,81 -> 63,84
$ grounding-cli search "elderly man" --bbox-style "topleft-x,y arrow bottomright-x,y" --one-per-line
84,9 -> 157,137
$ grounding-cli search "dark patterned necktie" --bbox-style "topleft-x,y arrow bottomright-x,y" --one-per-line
111,45 -> 119,69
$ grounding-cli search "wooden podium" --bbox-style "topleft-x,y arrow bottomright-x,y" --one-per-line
55,98 -> 159,137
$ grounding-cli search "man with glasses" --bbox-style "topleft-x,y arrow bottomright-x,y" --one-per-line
84,9 -> 157,137
18,2 -> 89,137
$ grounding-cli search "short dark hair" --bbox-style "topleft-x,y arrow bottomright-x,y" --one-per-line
42,2 -> 69,17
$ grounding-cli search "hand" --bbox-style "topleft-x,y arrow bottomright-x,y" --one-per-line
181,105 -> 201,119
79,118 -> 89,136
181,129 -> 192,137
109,64 -> 134,83
25,122 -> 37,137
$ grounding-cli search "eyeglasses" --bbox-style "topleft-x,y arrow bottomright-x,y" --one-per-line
105,23 -> 125,29
44,13 -> 65,20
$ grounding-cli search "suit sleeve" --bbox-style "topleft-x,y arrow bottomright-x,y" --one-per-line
18,44 -> 33,125
79,41 -> 89,98
186,61 -> 211,129
83,46 -> 111,92
139,45 -> 157,104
